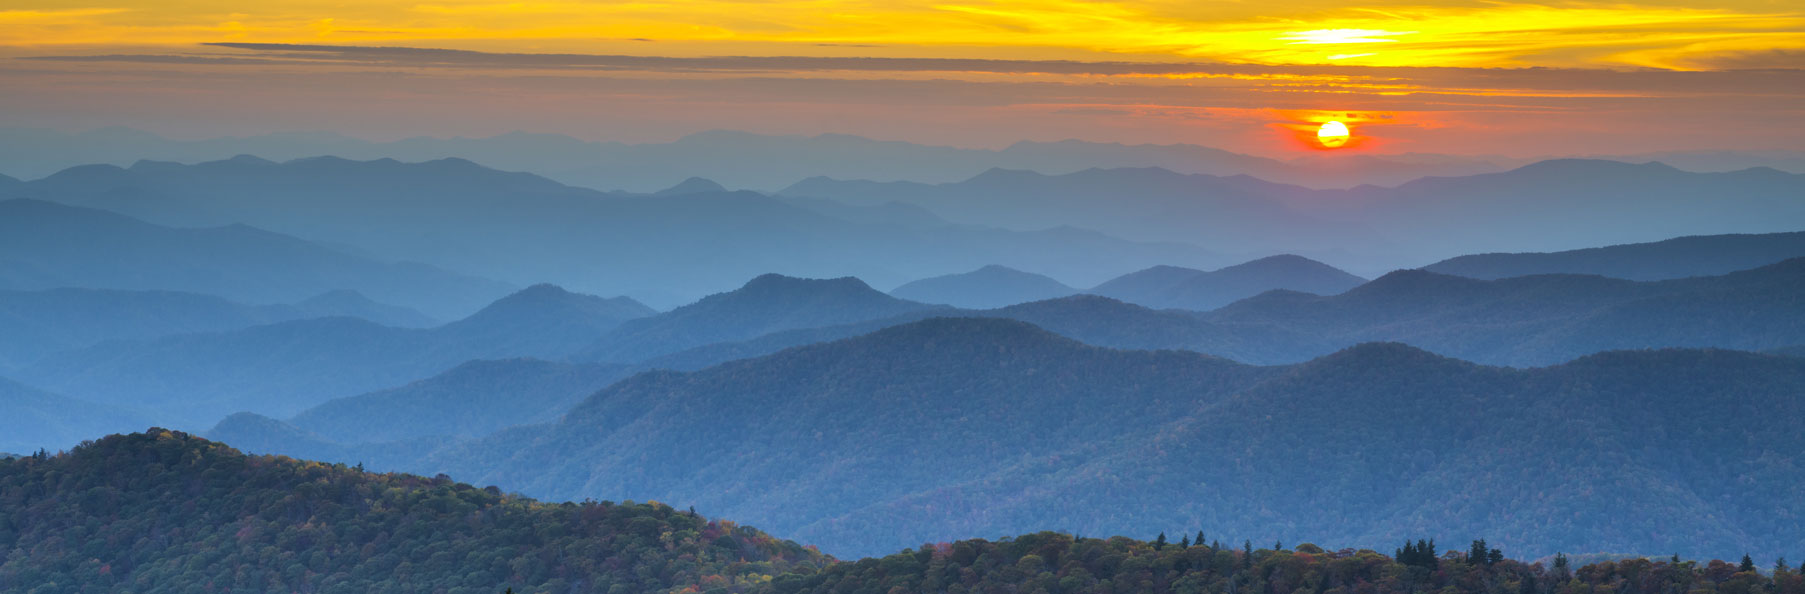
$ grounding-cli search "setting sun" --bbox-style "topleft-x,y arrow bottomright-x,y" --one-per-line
1318,121 -> 1351,148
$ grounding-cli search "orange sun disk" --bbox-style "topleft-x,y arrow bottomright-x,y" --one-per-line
1317,121 -> 1350,148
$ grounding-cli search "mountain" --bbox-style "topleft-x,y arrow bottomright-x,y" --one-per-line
576,274 -> 943,363
14,157 -> 1230,308
655,176 -> 729,195
12,284 -> 654,426
2,433 -> 1786,594
1422,231 -> 1805,281
421,319 -> 1805,559
1090,255 -> 1367,311
0,376 -> 150,454
621,257 -> 1805,372
1201,258 -> 1805,365
431,318 -> 1277,554
0,430 -> 827,593
889,265 -> 1079,309
798,344 -> 1805,561
0,198 -> 512,319
287,358 -> 635,443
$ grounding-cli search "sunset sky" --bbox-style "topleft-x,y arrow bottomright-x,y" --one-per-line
3,0 -> 1801,156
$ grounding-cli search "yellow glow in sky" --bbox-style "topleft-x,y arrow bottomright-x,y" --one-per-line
2,0 -> 1802,70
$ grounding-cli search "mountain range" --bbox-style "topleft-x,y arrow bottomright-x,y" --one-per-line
6,126 -> 1803,192
0,287 -> 432,371
9,157 -> 1230,307
1423,231 -> 1805,281
11,284 -> 653,426
0,198 -> 511,319
785,161 -> 1805,274
274,316 -> 1805,560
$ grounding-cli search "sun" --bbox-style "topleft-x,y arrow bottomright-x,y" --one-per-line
1317,121 -> 1351,148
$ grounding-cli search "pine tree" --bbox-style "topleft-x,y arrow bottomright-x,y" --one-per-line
1741,555 -> 1758,573
1180,534 -> 1191,548
1155,532 -> 1168,550
1519,574 -> 1538,594
1471,540 -> 1489,566
1244,540 -> 1255,568
1197,531 -> 1206,548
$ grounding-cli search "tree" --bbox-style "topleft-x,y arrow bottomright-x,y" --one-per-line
1471,540 -> 1490,566
1742,555 -> 1758,573
1181,534 -> 1192,548
1156,532 -> 1168,550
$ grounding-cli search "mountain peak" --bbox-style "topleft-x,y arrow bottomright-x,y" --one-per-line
739,273 -> 877,295
655,176 -> 729,196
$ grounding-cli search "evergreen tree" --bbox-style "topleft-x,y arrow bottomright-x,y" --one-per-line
1197,531 -> 1206,548
1155,532 -> 1168,550
1488,548 -> 1504,567
1180,534 -> 1191,548
1742,555 -> 1758,573
1471,540 -> 1490,566
1244,540 -> 1255,568
1520,574 -> 1538,594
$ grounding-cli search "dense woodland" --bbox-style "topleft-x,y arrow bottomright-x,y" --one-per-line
0,431 -> 827,594
3,431 -> 1802,594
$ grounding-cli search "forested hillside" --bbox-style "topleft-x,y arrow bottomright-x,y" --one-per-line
0,430 -> 828,594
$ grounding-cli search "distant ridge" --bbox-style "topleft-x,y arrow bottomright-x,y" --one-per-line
889,265 -> 1078,309
1090,254 -> 1366,311
0,198 -> 512,319
576,273 -> 942,363
1422,231 -> 1805,281
13,284 -> 655,426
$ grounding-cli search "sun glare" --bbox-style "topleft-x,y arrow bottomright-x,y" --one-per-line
1317,121 -> 1351,148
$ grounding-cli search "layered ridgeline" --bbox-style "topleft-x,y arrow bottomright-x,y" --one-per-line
1089,255 -> 1367,311
12,156 -> 1227,307
360,317 -> 1805,560
0,376 -> 149,454
0,198 -> 510,320
783,161 -> 1805,271
0,287 -> 433,371
0,430 -> 828,594
1422,231 -> 1805,281
615,258 -> 1805,371
204,357 -> 636,467
13,284 -> 652,426
7,430 -> 1799,594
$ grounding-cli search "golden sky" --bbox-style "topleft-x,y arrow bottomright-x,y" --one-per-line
2,0 -> 1802,155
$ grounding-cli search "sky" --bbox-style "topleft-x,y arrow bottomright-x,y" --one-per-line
2,0 -> 1802,157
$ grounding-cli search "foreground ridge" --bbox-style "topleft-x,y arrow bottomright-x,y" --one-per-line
0,430 -> 826,594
